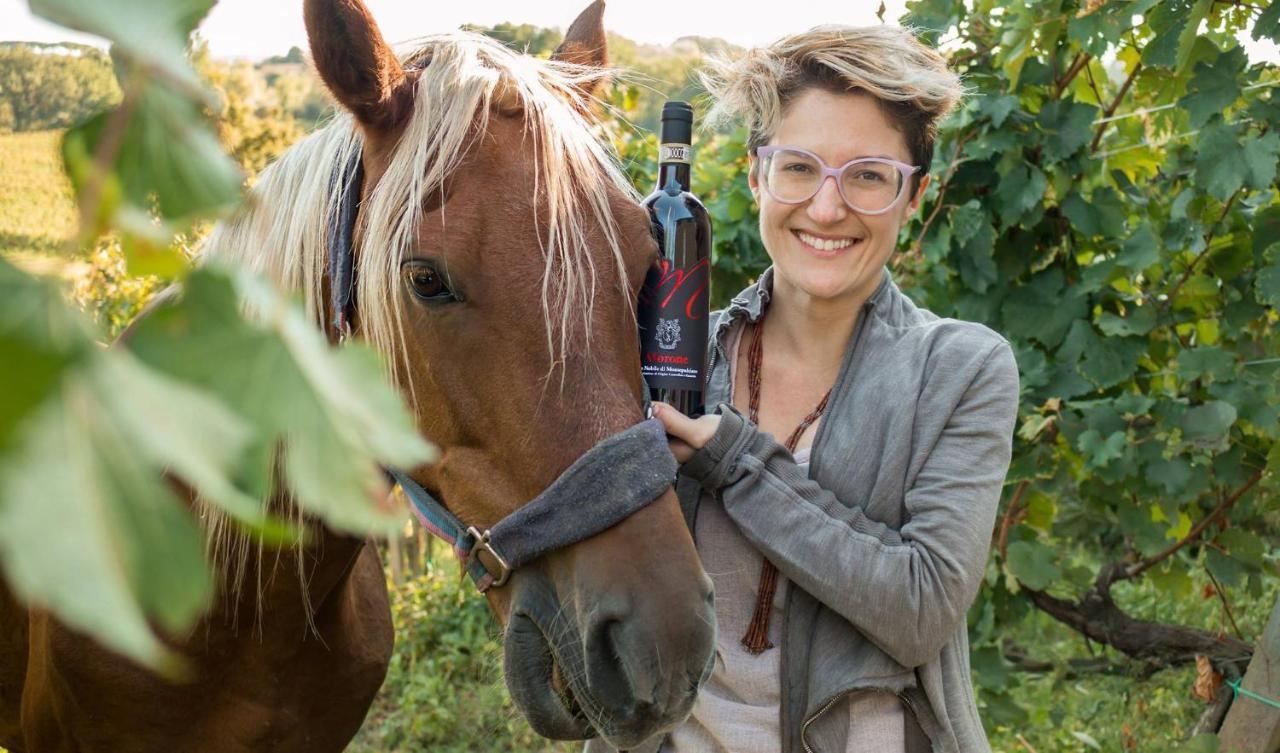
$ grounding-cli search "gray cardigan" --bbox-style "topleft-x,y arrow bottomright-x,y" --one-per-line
588,266 -> 1019,753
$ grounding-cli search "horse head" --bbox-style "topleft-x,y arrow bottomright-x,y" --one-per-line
301,1 -> 715,746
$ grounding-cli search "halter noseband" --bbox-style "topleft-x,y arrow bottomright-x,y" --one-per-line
324,149 -> 674,592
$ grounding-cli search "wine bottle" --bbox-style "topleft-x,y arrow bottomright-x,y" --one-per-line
638,101 -> 712,417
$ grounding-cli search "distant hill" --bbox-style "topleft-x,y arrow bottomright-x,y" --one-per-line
0,24 -> 744,136
0,41 -> 120,132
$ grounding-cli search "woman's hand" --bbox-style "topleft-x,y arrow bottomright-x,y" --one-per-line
651,402 -> 721,464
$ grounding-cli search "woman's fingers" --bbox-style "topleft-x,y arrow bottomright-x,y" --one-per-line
653,401 -> 696,441
667,437 -> 696,464
653,402 -> 721,457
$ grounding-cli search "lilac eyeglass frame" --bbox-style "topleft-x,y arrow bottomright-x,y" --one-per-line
754,145 -> 921,215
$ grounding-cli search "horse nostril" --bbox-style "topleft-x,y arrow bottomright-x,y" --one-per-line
585,609 -> 639,705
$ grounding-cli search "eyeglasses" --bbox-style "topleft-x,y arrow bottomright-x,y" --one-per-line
754,146 -> 920,215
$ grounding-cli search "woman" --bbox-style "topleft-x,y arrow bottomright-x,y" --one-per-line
648,24 -> 1020,753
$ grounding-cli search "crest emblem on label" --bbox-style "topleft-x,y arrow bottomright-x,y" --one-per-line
656,318 -> 682,350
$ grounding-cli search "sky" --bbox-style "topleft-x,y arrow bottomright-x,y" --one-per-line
2,0 -> 912,59
3,0 -> 1276,63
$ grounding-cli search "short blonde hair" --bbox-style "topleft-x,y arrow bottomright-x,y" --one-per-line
700,25 -> 964,191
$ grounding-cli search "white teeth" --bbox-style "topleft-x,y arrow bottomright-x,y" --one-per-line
797,231 -> 858,252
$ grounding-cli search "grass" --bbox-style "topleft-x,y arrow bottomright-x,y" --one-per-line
0,130 -> 84,278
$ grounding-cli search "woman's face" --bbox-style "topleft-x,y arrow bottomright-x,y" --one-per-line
748,88 -> 929,306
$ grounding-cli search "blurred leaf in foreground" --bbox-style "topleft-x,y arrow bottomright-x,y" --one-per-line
126,266 -> 436,534
0,258 -> 435,670
29,0 -> 216,96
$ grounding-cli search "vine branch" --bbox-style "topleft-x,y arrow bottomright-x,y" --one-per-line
996,480 -> 1031,561
1161,188 -> 1243,309
1053,53 -> 1091,100
1122,470 -> 1262,581
1204,567 -> 1244,641
1010,471 -> 1263,674
1090,62 -> 1143,153
910,129 -> 975,259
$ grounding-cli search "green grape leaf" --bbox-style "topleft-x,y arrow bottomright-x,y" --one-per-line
1195,123 -> 1248,202
1177,346 -> 1236,383
1206,547 -> 1248,587
1006,540 -> 1062,591
1178,47 -> 1244,128
0,334 -> 71,453
1001,270 -> 1088,349
1257,264 -> 1280,307
950,200 -> 987,245
0,273 -> 260,669
1217,528 -> 1266,569
1145,455 -> 1193,495
1038,100 -> 1098,163
1022,489 -> 1057,532
1061,192 -> 1100,237
979,94 -> 1019,128
957,222 -> 998,293
1255,206 -> 1280,257
996,163 -> 1047,229
970,646 -> 1012,691
1254,1 -> 1280,42
1078,428 -> 1127,469
1180,400 -> 1237,445
1140,0 -> 1193,68
1080,336 -> 1143,388
1115,393 -> 1155,416
1096,305 -> 1156,337
1243,130 -> 1280,191
63,85 -> 243,228
125,266 -> 435,534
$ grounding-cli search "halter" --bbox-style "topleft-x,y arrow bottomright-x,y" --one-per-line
324,149 -> 674,592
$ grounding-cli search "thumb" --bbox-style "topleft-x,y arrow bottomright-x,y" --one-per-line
652,401 -> 693,437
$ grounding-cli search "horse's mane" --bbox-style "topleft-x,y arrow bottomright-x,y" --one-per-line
198,31 -> 639,623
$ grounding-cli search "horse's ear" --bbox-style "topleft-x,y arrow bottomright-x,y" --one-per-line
304,0 -> 413,136
552,1 -> 609,89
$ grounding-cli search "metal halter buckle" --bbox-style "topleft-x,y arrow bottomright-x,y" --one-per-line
465,526 -> 512,590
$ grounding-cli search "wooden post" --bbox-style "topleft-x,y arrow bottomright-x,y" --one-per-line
1219,594 -> 1280,752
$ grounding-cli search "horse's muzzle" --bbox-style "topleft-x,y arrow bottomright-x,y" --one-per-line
503,569 -> 715,748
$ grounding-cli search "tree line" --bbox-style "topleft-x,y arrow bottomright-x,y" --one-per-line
0,42 -> 120,132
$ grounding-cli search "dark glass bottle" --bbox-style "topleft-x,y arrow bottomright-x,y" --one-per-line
638,101 -> 712,417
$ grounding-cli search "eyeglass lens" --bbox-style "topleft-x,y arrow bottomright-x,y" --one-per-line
762,149 -> 904,212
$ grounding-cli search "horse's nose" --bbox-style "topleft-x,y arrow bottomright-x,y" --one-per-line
583,582 -> 715,738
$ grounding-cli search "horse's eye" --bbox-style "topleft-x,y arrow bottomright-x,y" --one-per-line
402,260 -> 457,303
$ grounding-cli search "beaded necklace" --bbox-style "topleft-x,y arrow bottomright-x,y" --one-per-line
741,308 -> 832,655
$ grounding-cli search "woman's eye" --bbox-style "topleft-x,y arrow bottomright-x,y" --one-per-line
402,261 -> 456,302
782,162 -> 812,173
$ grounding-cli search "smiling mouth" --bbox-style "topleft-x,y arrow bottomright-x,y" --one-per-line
795,230 -> 864,254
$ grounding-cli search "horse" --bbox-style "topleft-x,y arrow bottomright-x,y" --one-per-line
0,2 -> 716,750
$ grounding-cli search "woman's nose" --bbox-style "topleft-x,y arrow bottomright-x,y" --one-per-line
806,175 -> 849,224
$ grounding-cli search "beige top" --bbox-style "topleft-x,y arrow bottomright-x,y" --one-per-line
665,320 -> 906,753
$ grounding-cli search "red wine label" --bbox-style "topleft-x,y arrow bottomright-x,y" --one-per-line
659,143 -> 691,164
638,257 -> 710,389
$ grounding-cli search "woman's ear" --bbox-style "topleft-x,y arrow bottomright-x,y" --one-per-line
304,0 -> 414,138
907,174 -> 931,215
747,155 -> 760,201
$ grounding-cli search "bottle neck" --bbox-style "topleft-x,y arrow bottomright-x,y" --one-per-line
657,162 -> 691,193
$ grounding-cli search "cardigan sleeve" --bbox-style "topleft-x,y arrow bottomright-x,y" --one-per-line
680,340 -> 1019,668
